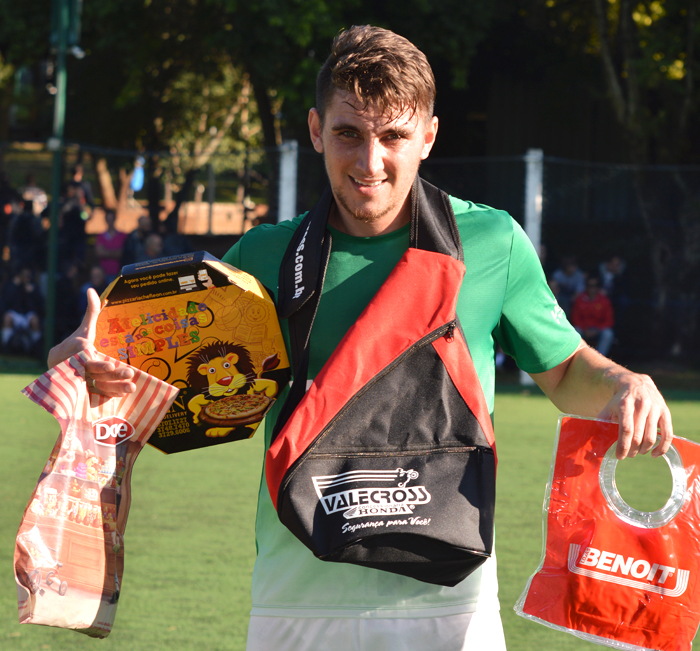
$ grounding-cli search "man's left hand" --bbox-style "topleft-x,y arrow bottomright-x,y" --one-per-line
598,371 -> 673,459
531,342 -> 673,460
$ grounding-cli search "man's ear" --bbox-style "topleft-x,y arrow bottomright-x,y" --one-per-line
308,108 -> 324,154
420,116 -> 439,161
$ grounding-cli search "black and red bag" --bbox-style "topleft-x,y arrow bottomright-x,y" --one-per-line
266,177 -> 497,587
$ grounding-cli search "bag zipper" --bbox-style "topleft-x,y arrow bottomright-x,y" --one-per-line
307,445 -> 494,461
281,319 -> 471,491
321,318 -> 457,433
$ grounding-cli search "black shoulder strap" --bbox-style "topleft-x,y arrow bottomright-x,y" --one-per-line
277,185 -> 334,321
410,176 -> 463,262
271,176 -> 461,443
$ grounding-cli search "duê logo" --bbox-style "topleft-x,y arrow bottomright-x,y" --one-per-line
93,417 -> 135,446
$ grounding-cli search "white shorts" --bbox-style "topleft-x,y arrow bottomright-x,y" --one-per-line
246,609 -> 506,651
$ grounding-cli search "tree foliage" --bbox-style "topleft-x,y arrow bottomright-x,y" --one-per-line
588,0 -> 698,163
1,0 -> 697,165
518,0 -> 700,345
523,0 -> 700,164
0,0 -> 501,154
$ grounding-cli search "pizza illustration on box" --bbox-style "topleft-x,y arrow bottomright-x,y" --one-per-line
186,341 -> 281,438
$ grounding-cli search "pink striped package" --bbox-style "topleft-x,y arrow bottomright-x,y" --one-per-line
14,348 -> 179,637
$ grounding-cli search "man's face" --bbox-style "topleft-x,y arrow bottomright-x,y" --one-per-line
138,215 -> 152,233
19,268 -> 32,285
145,233 -> 163,257
90,266 -> 105,287
308,90 -> 438,236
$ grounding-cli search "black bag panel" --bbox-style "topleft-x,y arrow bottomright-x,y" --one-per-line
323,536 -> 488,587
277,448 -> 495,587
270,176 -> 497,586
310,341 -> 493,455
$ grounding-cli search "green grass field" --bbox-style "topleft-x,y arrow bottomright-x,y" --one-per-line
1,372 -> 699,650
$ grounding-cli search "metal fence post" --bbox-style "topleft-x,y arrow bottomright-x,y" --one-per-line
520,148 -> 544,386
44,0 -> 70,360
207,163 -> 215,235
524,148 -> 543,248
278,140 -> 298,222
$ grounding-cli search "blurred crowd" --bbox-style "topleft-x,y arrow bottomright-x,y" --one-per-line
495,252 -> 628,371
548,254 -> 627,358
0,165 -> 191,358
0,163 -> 630,364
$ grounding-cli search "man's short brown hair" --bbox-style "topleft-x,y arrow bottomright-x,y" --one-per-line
316,25 -> 436,122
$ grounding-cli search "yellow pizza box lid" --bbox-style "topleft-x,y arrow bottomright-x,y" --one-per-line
95,252 -> 290,454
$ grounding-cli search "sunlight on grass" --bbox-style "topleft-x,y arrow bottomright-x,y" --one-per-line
1,372 -> 698,651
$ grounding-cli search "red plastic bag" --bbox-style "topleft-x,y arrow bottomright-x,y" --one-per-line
14,349 -> 178,637
515,416 -> 700,651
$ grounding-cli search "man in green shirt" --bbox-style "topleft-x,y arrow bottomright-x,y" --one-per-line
53,24 -> 672,651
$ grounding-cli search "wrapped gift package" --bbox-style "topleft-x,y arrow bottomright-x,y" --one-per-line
15,350 -> 179,637
94,252 -> 290,454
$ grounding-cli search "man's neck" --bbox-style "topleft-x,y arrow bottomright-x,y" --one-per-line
327,199 -> 410,238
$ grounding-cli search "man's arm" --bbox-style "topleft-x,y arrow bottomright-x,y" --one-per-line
530,341 -> 673,460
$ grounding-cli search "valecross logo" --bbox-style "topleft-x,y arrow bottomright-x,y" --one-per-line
312,468 -> 431,520
568,543 -> 689,597
93,416 -> 135,446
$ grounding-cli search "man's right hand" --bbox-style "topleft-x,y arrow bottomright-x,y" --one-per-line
48,288 -> 136,397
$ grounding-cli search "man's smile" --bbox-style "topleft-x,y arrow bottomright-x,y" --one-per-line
351,177 -> 384,187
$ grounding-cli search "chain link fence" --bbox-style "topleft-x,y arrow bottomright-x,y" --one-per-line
539,158 -> 700,364
1,141 -> 699,364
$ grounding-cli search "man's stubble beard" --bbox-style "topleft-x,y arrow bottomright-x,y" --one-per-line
331,183 -> 399,225
325,158 -> 421,226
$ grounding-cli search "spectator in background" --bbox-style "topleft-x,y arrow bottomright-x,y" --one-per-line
54,260 -> 81,342
67,164 -> 95,212
161,223 -> 192,257
599,254 -> 627,299
1,266 -> 43,355
58,184 -> 91,265
160,168 -> 195,257
551,256 -> 586,317
571,276 -> 615,357
8,199 -> 43,273
0,171 -> 20,211
548,277 -> 561,304
598,255 -> 629,344
121,215 -> 152,267
95,209 -> 127,282
138,232 -> 164,263
160,204 -> 192,257
0,171 -> 21,263
79,265 -> 109,315
19,173 -> 48,216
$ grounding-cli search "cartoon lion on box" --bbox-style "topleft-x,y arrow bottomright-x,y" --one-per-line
186,342 -> 280,438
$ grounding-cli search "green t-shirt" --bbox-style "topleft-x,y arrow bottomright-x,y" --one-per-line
222,196 -> 580,618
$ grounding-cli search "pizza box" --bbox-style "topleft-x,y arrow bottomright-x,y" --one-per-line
94,251 -> 290,454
